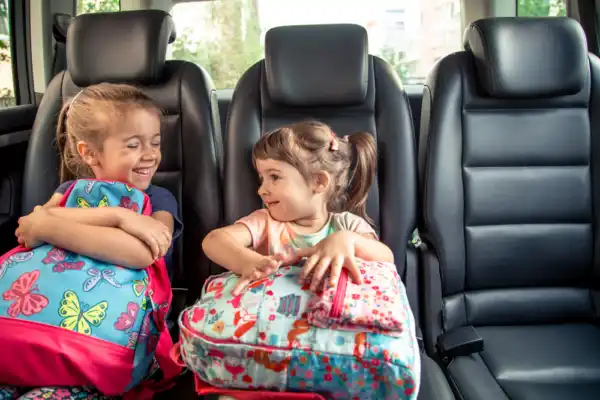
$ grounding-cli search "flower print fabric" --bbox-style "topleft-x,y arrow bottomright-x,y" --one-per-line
306,260 -> 407,337
0,386 -> 114,400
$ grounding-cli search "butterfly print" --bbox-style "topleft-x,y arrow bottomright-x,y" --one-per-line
42,247 -> 85,273
114,302 -> 139,332
84,180 -> 96,194
58,290 -> 107,335
76,195 -> 109,208
119,196 -> 139,213
83,268 -> 121,291
0,251 -> 34,280
2,270 -> 48,317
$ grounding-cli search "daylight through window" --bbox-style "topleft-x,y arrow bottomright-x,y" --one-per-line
0,0 -> 14,108
169,0 -> 463,89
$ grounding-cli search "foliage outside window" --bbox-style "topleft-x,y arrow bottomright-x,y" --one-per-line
169,0 -> 464,89
77,0 -> 120,15
0,0 -> 14,107
517,0 -> 567,17
170,0 -> 262,90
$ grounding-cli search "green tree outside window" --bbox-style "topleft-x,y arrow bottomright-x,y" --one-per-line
517,0 -> 567,17
171,0 -> 262,90
77,0 -> 120,15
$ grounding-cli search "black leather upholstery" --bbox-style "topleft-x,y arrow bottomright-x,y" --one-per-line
52,13 -> 72,77
67,10 -> 177,87
224,23 -> 454,400
419,17 -> 600,399
52,13 -> 71,43
464,17 -> 588,98
264,24 -> 368,106
23,10 -> 222,304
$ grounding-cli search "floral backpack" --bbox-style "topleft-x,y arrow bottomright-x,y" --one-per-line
0,179 -> 180,398
176,261 -> 421,400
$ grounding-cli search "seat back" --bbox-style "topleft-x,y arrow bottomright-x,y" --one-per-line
22,10 -> 222,303
224,23 -> 417,303
418,17 -> 596,352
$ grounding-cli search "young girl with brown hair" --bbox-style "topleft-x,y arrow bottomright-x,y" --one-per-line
202,120 -> 393,295
0,83 -> 182,399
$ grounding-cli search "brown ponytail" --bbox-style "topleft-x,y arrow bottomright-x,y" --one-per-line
56,102 -> 77,183
345,132 -> 377,224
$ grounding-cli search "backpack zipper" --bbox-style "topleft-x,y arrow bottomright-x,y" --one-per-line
330,270 -> 348,318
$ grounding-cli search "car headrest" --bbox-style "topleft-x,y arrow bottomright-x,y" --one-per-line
52,13 -> 73,44
265,24 -> 369,106
67,10 -> 176,87
464,17 -> 588,99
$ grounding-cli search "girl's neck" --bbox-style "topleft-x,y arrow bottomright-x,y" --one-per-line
290,205 -> 330,234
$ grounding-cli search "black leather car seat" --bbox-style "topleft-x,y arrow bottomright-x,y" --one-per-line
22,9 -> 222,314
223,23 -> 454,400
419,17 -> 600,399
51,13 -> 72,78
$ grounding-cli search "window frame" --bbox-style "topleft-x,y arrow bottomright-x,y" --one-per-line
9,0 -> 33,105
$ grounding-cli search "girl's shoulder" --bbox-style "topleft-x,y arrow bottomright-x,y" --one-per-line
331,212 -> 375,234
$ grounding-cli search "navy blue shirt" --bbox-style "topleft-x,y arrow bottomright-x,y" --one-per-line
56,181 -> 183,276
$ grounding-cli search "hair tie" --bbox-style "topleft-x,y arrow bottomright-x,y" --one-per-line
70,90 -> 84,106
330,132 -> 339,151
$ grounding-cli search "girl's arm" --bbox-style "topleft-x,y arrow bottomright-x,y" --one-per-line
46,206 -> 130,227
202,224 -> 265,275
350,232 -> 395,263
34,212 -> 155,269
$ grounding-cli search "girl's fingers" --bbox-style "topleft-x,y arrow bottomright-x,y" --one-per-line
310,257 -> 331,292
347,256 -> 363,285
232,277 -> 251,296
147,235 -> 160,260
328,256 -> 345,288
301,254 -> 319,281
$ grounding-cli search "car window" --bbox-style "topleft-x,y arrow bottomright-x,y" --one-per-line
169,0 -> 463,89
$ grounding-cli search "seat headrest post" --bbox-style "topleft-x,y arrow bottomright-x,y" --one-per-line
67,10 -> 176,87
264,24 -> 369,106
464,17 -> 588,99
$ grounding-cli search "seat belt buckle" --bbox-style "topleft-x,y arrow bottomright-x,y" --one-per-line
436,325 -> 484,359
410,228 -> 425,249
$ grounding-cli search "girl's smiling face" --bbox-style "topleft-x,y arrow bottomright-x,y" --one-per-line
78,108 -> 162,190
255,158 -> 321,222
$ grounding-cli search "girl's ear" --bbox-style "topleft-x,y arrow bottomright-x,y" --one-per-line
311,171 -> 331,194
76,140 -> 100,167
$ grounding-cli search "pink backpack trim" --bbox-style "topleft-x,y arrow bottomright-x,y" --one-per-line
0,317 -> 134,395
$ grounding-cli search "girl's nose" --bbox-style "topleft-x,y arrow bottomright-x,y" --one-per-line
258,183 -> 267,196
142,148 -> 158,161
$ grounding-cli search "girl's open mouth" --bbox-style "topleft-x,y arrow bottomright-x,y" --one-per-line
133,168 -> 152,176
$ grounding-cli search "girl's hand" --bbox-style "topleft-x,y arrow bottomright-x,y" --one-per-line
118,212 -> 172,260
294,231 -> 363,292
232,254 -> 282,296
15,206 -> 49,248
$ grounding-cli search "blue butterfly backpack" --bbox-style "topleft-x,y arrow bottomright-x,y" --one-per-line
0,179 -> 181,398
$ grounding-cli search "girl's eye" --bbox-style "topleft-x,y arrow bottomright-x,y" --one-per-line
152,142 -> 161,148
270,174 -> 280,181
127,143 -> 139,149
